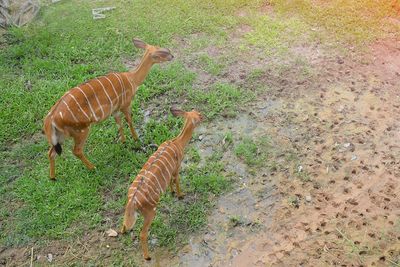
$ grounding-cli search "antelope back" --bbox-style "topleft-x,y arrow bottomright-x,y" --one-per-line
127,141 -> 183,209
49,72 -> 136,129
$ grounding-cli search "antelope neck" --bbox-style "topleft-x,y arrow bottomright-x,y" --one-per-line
126,51 -> 154,86
175,117 -> 196,148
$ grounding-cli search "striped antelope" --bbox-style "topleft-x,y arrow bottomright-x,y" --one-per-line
43,38 -> 173,179
121,107 -> 203,260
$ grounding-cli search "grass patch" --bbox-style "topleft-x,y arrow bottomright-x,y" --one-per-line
234,136 -> 272,167
197,54 -> 226,75
1,0 -> 257,257
189,83 -> 253,119
0,0 -> 262,147
270,0 -> 399,45
244,14 -> 307,54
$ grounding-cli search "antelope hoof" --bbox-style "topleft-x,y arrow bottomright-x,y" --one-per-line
49,177 -> 56,181
144,256 -> 151,261
87,165 -> 96,170
178,193 -> 185,200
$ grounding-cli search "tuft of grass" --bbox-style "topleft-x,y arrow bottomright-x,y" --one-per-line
234,136 -> 271,167
222,131 -> 234,149
287,196 -> 300,208
197,54 -> 226,75
186,147 -> 201,164
189,83 -> 253,119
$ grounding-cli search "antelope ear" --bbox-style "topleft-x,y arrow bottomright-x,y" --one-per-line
170,106 -> 185,117
133,38 -> 147,49
151,50 -> 171,59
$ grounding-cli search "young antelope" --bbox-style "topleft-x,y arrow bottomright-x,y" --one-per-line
121,107 -> 203,260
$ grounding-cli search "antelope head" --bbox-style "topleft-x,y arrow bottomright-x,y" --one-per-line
170,107 -> 204,127
133,38 -> 174,63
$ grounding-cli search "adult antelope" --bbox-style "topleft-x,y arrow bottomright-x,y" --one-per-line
43,38 -> 173,179
121,107 -> 203,260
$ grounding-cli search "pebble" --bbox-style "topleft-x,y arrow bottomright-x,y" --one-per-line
343,143 -> 351,148
298,165 -> 303,172
47,253 -> 53,263
305,195 -> 312,202
351,155 -> 357,161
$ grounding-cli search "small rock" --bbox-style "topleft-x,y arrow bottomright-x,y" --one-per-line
231,248 -> 239,257
204,233 -> 215,243
219,207 -> 225,214
298,165 -> 303,172
337,58 -> 344,64
150,238 -> 158,245
343,143 -> 351,148
305,196 -> 312,202
106,228 -> 118,237
351,155 -> 357,161
198,135 -> 203,141
47,253 -> 53,263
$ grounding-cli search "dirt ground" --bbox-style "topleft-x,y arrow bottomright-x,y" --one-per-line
1,7 -> 400,267
156,18 -> 400,266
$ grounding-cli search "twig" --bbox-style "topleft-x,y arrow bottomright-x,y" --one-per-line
30,247 -> 33,267
335,228 -> 356,248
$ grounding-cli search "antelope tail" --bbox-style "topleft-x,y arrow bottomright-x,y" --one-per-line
44,116 -> 63,155
121,199 -> 138,233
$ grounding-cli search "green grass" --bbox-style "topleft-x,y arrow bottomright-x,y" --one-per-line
0,0 -> 260,262
245,14 -> 307,54
197,54 -> 226,75
270,0 -> 399,45
234,136 -> 272,167
189,83 -> 253,119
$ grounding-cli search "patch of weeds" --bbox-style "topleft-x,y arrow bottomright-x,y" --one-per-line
222,131 -> 234,149
287,196 -> 300,208
293,56 -> 314,79
296,169 -> 312,183
229,215 -> 245,228
235,136 -> 271,167
335,228 -> 371,261
197,54 -> 225,75
189,83 -> 253,119
186,147 -> 201,164
246,68 -> 265,85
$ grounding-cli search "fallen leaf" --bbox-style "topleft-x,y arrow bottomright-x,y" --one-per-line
106,229 -> 118,237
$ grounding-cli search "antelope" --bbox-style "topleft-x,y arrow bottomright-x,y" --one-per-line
120,107 -> 203,260
43,38 -> 174,179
